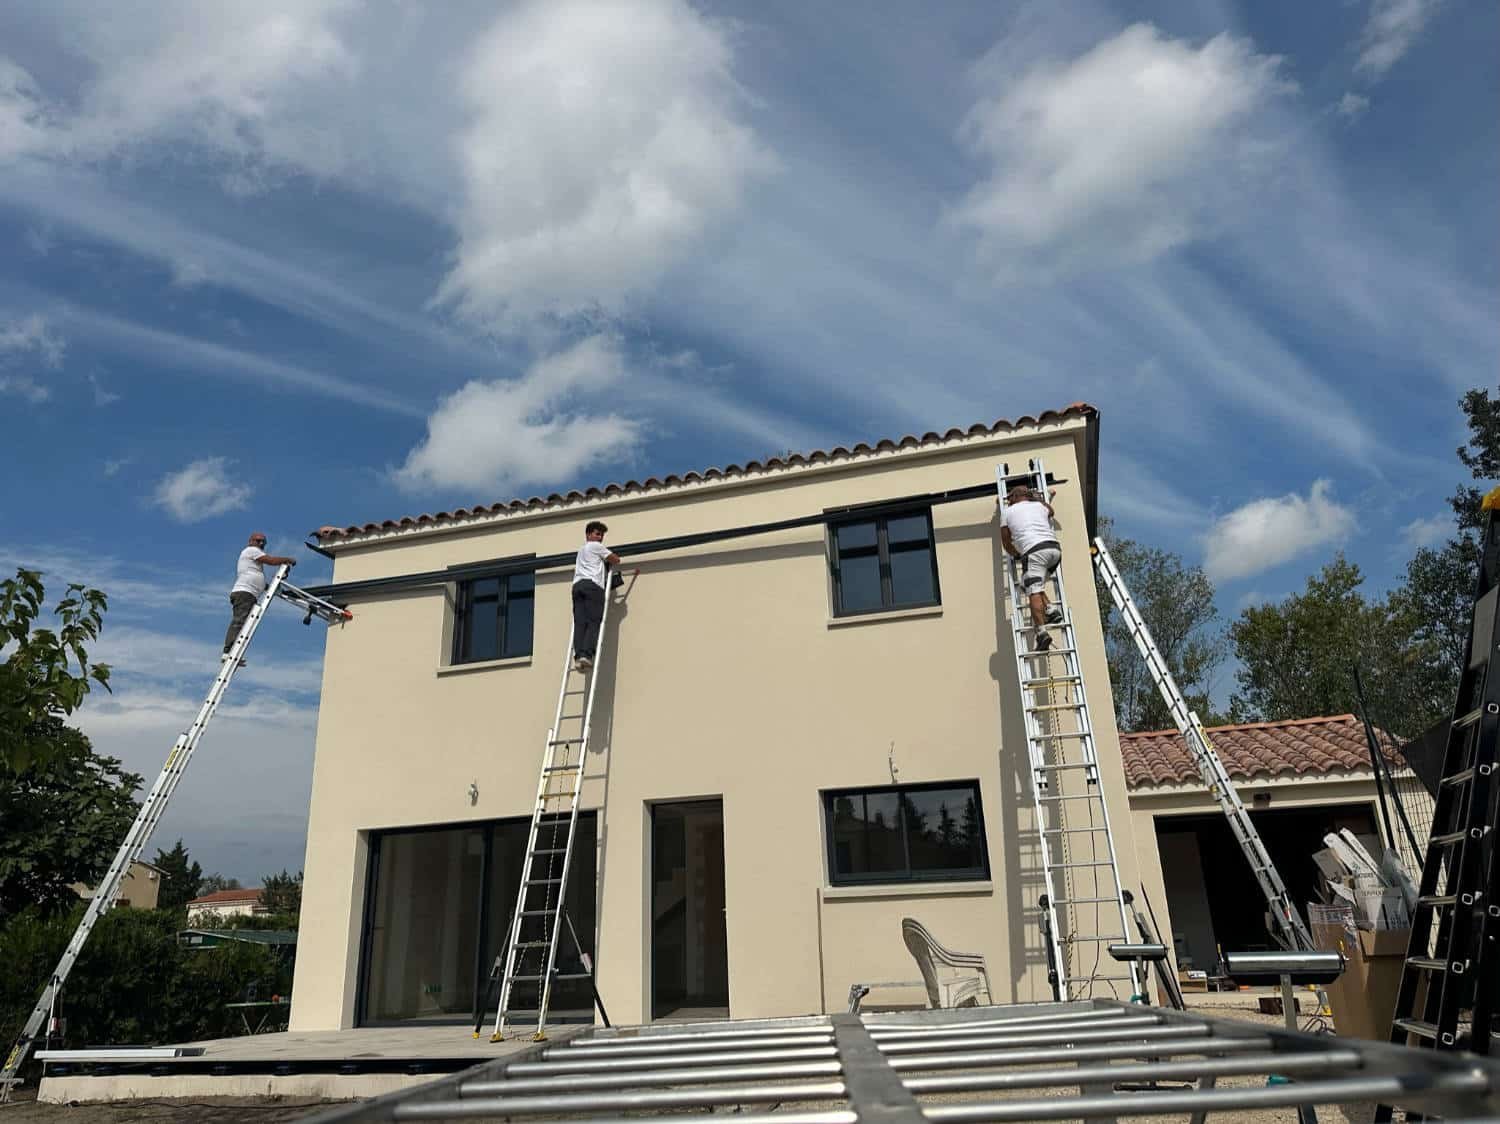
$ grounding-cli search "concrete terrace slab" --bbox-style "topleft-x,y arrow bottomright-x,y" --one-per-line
37,1024 -> 581,1105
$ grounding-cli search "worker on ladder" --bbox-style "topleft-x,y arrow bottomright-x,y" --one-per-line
572,521 -> 622,671
224,532 -> 300,662
1000,483 -> 1064,650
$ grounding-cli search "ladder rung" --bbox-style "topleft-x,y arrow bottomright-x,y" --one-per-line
1034,761 -> 1097,771
534,847 -> 568,855
541,790 -> 577,799
1028,703 -> 1085,713
514,941 -> 551,949
1394,1018 -> 1439,1041
541,765 -> 575,773
1038,794 -> 1103,802
1023,676 -> 1081,687
1051,896 -> 1122,905
1418,894 -> 1457,908
1042,826 -> 1109,834
526,878 -> 564,886
549,738 -> 584,746
519,909 -> 555,917
1441,769 -> 1475,788
1063,934 -> 1130,943
1021,647 -> 1078,658
1453,707 -> 1484,731
1431,830 -> 1468,847
1407,957 -> 1449,973
1052,861 -> 1118,869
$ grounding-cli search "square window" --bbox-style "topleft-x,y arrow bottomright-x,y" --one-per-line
453,568 -> 535,664
829,508 -> 941,617
823,781 -> 988,886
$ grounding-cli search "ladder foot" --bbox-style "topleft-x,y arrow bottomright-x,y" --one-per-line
489,1033 -> 503,1043
532,1031 -> 548,1042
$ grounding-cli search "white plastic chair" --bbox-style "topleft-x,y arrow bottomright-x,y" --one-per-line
902,917 -> 993,1009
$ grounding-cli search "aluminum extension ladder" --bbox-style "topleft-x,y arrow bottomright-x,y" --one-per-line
1382,488 -> 1500,1067
0,565 -> 351,1097
1092,538 -> 1316,955
490,576 -> 616,1041
998,460 -> 1139,1002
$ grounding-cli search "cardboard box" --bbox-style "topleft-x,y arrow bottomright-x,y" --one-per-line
1312,921 -> 1410,1040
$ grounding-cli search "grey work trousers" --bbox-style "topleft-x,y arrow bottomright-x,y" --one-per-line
224,591 -> 257,653
572,580 -> 605,660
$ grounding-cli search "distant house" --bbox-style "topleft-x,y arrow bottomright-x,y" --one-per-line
186,887 -> 267,923
71,860 -> 162,911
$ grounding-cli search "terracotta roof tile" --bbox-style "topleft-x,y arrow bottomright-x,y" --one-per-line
314,402 -> 1097,545
186,888 -> 263,906
1119,714 -> 1398,788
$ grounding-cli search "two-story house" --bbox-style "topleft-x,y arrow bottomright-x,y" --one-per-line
288,402 -> 1141,1030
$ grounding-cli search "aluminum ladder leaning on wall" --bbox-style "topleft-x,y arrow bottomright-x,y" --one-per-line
998,459 -> 1140,1003
489,570 -> 618,1042
0,565 -> 351,1099
1092,537 -> 1318,957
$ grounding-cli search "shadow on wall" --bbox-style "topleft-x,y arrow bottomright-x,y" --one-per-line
987,507 -> 1050,1002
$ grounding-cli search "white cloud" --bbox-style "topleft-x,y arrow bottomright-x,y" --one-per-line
0,312 -> 64,402
0,311 -> 65,365
1203,480 -> 1358,583
0,542 -> 223,617
434,0 -> 772,325
103,457 -> 131,477
1400,513 -> 1452,551
1,0 -> 357,172
96,625 -> 323,697
951,23 -> 1293,280
152,457 -> 254,523
1356,0 -> 1441,78
396,335 -> 643,495
1336,92 -> 1371,120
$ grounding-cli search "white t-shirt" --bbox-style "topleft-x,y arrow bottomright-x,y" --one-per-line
1002,500 -> 1057,556
573,541 -> 612,589
232,546 -> 268,596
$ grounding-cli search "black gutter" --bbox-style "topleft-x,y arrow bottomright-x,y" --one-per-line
1084,414 -> 1101,542
304,539 -> 337,560
302,479 -> 1063,603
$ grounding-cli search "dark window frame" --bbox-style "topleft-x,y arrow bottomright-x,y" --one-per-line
355,813 -> 598,1027
828,507 -> 941,617
822,780 -> 989,887
451,563 -> 535,664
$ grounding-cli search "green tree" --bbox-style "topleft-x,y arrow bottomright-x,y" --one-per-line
0,569 -> 112,774
199,873 -> 243,894
1389,385 -> 1500,715
1229,556 -> 1449,738
0,724 -> 141,918
1095,520 -> 1226,732
260,869 -> 303,916
154,840 -> 203,912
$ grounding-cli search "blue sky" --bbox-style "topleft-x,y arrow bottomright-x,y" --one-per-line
1,0 -> 1494,881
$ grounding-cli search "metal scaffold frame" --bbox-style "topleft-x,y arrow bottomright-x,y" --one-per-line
303,1001 -> 1500,1122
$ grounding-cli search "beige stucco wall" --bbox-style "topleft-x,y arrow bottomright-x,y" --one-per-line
290,416 -> 1141,1030
72,860 -> 161,911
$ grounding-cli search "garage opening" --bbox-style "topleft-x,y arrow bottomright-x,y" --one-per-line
1155,803 -> 1379,975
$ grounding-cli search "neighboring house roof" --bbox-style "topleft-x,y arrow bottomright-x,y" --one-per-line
186,888 -> 263,907
1120,714 -> 1398,789
313,402 -> 1100,546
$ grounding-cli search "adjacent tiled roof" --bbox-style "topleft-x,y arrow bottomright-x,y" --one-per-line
1120,714 -> 1398,788
186,888 -> 262,906
314,403 -> 1098,545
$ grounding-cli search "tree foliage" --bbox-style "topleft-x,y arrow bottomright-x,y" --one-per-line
1095,520 -> 1226,732
1228,556 -> 1450,739
0,724 -> 141,919
0,906 -> 293,1083
199,873 -> 243,894
259,869 -> 303,916
154,839 -> 203,912
0,569 -> 112,774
